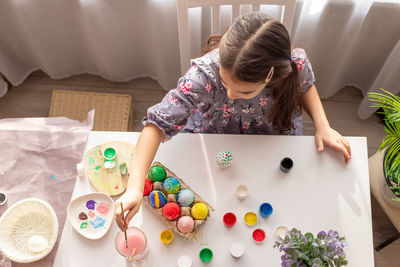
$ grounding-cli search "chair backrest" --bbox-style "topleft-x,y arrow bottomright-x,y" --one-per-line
177,0 -> 296,75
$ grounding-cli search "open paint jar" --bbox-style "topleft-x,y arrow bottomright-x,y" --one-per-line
160,229 -> 174,245
115,226 -> 149,266
103,147 -> 117,160
280,157 -> 293,173
236,185 -> 248,200
244,211 -> 258,226
199,248 -> 213,263
252,229 -> 266,244
0,192 -> 7,206
259,202 -> 273,218
223,212 -> 237,227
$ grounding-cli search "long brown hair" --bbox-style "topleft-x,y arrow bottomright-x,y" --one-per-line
203,13 -> 301,133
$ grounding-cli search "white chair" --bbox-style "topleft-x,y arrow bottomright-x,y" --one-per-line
176,0 -> 296,75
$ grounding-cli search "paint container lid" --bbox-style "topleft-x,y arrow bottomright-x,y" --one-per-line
0,192 -> 7,206
244,211 -> 258,226
280,157 -> 293,173
199,248 -> 213,263
275,226 -> 289,241
223,212 -> 237,227
252,229 -> 266,244
119,162 -> 128,176
259,202 -> 273,217
76,163 -> 85,178
230,242 -> 245,258
103,146 -> 117,160
104,160 -> 116,169
236,185 -> 248,200
160,229 -> 174,245
177,255 -> 192,267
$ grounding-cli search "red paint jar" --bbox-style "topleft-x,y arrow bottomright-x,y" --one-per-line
223,212 -> 237,227
252,229 -> 266,243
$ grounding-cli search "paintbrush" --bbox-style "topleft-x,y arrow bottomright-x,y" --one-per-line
120,202 -> 128,248
129,248 -> 136,262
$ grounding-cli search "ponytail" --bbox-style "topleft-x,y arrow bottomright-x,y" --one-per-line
268,61 -> 302,133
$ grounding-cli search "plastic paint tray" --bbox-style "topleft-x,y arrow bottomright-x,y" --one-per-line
67,192 -> 114,240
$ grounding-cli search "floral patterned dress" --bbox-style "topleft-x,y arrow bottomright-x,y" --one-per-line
143,48 -> 315,141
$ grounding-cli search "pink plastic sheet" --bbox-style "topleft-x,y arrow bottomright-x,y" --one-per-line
0,110 -> 94,266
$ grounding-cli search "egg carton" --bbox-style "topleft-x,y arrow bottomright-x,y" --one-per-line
143,162 -> 214,240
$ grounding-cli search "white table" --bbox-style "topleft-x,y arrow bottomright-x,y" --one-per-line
54,132 -> 374,266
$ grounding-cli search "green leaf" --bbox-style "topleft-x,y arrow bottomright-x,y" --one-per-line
305,232 -> 314,242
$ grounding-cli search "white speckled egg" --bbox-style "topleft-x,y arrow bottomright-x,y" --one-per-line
216,150 -> 233,168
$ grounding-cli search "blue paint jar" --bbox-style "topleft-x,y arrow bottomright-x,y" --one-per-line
259,202 -> 273,217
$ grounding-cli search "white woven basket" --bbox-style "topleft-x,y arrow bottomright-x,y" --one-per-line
0,198 -> 58,263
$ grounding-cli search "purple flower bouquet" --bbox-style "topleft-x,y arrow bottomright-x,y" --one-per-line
274,228 -> 348,267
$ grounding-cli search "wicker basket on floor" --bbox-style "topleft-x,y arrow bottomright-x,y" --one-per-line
49,89 -> 132,131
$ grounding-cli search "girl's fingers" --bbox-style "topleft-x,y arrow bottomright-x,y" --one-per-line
328,139 -> 350,164
125,205 -> 140,226
342,139 -> 351,157
316,137 -> 324,152
338,139 -> 351,163
114,201 -> 125,231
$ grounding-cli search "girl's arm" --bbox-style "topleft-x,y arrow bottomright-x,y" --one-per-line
301,85 -> 351,164
115,123 -> 163,230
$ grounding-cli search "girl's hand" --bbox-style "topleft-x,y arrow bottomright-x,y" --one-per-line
115,188 -> 143,231
315,126 -> 351,164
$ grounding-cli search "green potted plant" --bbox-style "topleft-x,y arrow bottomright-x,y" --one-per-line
369,89 -> 400,206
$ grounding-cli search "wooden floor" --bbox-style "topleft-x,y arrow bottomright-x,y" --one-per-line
0,71 -> 399,266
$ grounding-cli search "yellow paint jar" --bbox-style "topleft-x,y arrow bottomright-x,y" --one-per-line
160,229 -> 174,245
244,211 -> 258,226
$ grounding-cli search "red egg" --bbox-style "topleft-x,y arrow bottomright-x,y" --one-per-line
143,179 -> 153,196
162,202 -> 180,220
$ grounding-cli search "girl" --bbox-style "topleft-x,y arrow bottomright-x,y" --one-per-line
115,13 -> 351,230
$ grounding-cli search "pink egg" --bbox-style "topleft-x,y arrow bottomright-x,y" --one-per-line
177,216 -> 195,233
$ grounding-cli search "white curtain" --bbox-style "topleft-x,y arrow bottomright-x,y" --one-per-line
1,0 -> 399,119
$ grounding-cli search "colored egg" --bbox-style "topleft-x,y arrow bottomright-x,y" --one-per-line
177,216 -> 195,233
163,177 -> 181,194
148,166 -> 167,182
149,190 -> 167,208
191,203 -> 208,220
176,189 -> 195,207
162,202 -> 180,220
143,178 -> 153,196
216,150 -> 233,168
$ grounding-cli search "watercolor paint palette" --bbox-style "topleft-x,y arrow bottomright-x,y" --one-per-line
143,162 -> 214,240
85,141 -> 135,196
67,192 -> 114,240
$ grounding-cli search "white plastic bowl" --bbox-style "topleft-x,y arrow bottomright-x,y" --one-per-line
67,192 -> 114,240
0,198 -> 58,263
